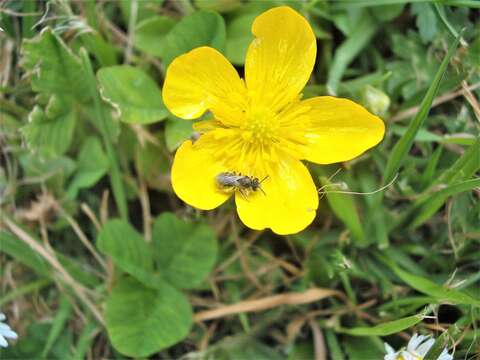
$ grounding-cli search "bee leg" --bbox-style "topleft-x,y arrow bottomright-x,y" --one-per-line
238,188 -> 249,201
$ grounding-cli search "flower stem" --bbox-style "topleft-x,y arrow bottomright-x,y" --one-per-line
79,49 -> 128,220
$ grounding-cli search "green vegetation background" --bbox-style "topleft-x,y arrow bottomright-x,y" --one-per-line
0,0 -> 479,359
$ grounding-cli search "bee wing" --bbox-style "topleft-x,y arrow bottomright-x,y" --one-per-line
216,173 -> 243,186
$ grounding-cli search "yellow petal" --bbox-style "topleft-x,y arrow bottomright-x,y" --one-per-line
245,6 -> 316,111
302,96 -> 385,164
235,158 -> 318,235
163,47 -> 246,121
171,139 -> 230,210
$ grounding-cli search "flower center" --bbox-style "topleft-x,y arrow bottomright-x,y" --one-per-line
242,107 -> 278,143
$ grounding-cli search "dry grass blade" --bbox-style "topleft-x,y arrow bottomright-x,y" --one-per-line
2,216 -> 105,325
194,288 -> 345,322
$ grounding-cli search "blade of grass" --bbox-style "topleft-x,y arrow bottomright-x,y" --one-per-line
338,311 -> 427,336
432,3 -> 467,46
377,253 -> 480,306
383,31 -> 463,185
0,278 -> 51,307
424,322 -> 462,360
42,295 -> 73,358
409,177 -> 480,228
79,48 -> 128,220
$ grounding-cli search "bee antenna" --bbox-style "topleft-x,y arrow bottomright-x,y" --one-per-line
260,175 -> 269,184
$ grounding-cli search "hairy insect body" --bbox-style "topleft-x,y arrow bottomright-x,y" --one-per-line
216,172 -> 267,197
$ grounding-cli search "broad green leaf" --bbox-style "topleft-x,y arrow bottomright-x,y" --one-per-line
134,135 -> 170,190
105,277 -> 192,357
412,3 -> 438,43
97,65 -> 168,124
22,28 -> 89,101
21,102 -> 76,157
340,313 -> 425,336
383,32 -> 462,184
163,10 -> 226,67
97,220 -> 155,285
119,0 -> 164,23
225,11 -> 257,64
194,0 -> 242,13
67,137 -> 109,198
165,117 -> 193,151
134,16 -> 176,57
152,212 -> 218,289
319,176 -> 367,247
388,262 -> 480,306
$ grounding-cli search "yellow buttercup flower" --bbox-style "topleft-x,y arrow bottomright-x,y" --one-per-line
163,6 -> 385,235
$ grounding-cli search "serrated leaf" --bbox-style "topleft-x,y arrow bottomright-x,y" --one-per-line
134,16 -> 176,57
22,28 -> 89,101
152,213 -> 218,289
105,277 -> 192,357
97,220 -> 156,285
163,10 -> 226,67
21,104 -> 76,157
97,65 -> 168,124
67,137 -> 109,198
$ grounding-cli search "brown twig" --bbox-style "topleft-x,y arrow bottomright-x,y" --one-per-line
2,216 -> 105,325
390,82 -> 480,122
139,179 -> 152,242
193,288 -> 345,322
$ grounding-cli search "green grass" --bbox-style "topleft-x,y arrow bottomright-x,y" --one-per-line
0,0 -> 479,359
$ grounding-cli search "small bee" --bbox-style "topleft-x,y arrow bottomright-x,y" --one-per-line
216,171 -> 268,198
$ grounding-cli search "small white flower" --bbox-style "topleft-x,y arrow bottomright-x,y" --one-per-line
383,333 -> 453,360
0,313 -> 18,348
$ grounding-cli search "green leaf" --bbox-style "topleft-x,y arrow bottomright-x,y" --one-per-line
163,10 -> 226,67
22,28 -> 89,101
165,117 -> 193,151
42,296 -> 72,358
412,3 -> 438,43
21,101 -> 76,157
0,230 -> 51,277
386,260 -> 480,306
152,212 -> 218,289
134,16 -> 176,57
105,277 -> 192,357
225,11 -> 256,64
97,220 -> 156,285
319,176 -> 367,247
343,336 -> 384,359
340,313 -> 425,336
383,31 -> 462,185
97,65 -> 168,124
326,11 -> 378,95
67,137 -> 109,198
410,178 -> 480,228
